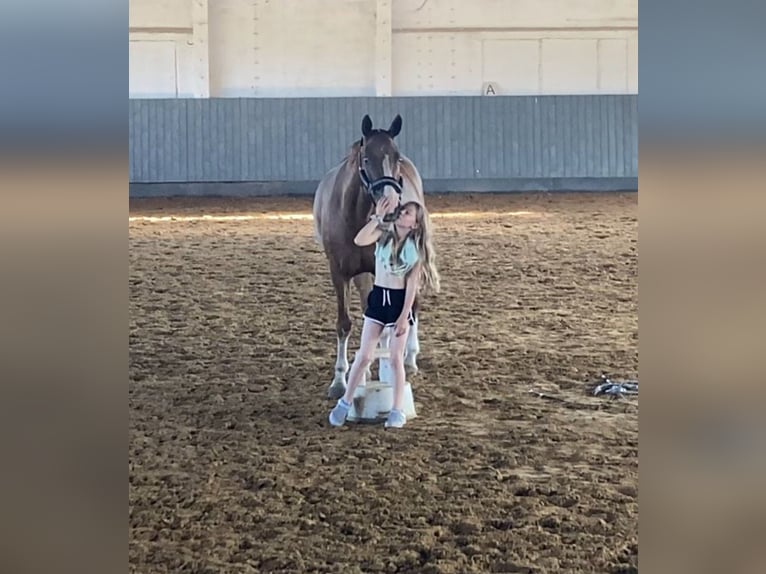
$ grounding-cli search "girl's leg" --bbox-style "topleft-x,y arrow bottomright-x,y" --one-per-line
329,317 -> 383,426
343,318 -> 384,403
387,322 -> 410,417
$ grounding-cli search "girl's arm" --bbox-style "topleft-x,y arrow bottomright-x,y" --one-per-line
354,216 -> 386,246
395,262 -> 422,336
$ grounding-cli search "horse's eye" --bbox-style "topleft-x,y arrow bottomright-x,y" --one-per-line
363,157 -> 369,163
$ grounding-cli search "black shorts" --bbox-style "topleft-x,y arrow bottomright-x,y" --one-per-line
364,285 -> 416,327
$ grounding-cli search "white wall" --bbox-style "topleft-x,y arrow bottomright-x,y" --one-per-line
391,32 -> 638,95
129,0 -> 192,29
391,0 -> 638,95
391,0 -> 636,29
209,0 -> 378,97
129,0 -> 637,98
129,0 -> 209,98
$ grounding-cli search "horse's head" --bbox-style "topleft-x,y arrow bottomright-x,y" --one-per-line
358,114 -> 404,221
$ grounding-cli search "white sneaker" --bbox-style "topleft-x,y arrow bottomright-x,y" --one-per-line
384,409 -> 406,428
328,398 -> 352,427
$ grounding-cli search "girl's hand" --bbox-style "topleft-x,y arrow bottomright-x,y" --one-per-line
394,314 -> 409,337
375,195 -> 396,217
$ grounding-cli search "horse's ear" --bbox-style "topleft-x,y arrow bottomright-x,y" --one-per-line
361,115 -> 373,138
388,114 -> 402,138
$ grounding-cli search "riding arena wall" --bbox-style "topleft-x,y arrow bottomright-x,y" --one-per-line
129,0 -> 637,196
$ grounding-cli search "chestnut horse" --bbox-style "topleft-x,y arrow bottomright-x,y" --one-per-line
312,114 -> 426,399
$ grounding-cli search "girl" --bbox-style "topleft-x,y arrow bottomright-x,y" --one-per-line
329,195 -> 440,429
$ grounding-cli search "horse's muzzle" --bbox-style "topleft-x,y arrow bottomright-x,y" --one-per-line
359,166 -> 404,221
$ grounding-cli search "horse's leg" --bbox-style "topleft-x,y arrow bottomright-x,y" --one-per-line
328,267 -> 352,400
404,297 -> 420,375
353,272 -> 374,312
352,272 -> 374,382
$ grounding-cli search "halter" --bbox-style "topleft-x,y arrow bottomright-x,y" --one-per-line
358,144 -> 404,222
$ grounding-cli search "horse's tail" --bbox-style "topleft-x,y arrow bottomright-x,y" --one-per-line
313,227 -> 323,248
311,183 -> 324,248
311,208 -> 322,246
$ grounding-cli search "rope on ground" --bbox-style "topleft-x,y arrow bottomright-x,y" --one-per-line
527,374 -> 638,406
592,374 -> 638,398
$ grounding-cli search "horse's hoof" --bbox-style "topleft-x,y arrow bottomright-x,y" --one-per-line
327,381 -> 347,400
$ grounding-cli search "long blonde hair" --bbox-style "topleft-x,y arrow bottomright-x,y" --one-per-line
379,202 -> 440,295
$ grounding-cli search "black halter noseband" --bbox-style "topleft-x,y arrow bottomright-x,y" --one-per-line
358,144 -> 404,222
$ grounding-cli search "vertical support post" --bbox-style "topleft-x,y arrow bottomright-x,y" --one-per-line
374,0 -> 392,96
190,0 -> 210,97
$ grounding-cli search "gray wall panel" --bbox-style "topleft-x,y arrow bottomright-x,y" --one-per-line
128,95 -> 637,189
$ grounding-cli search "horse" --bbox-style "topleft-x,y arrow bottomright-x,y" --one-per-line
312,114 -> 426,400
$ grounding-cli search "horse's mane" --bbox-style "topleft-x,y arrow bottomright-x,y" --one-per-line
344,140 -> 361,168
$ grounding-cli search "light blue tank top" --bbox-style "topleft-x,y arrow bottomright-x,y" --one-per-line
375,236 -> 419,276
